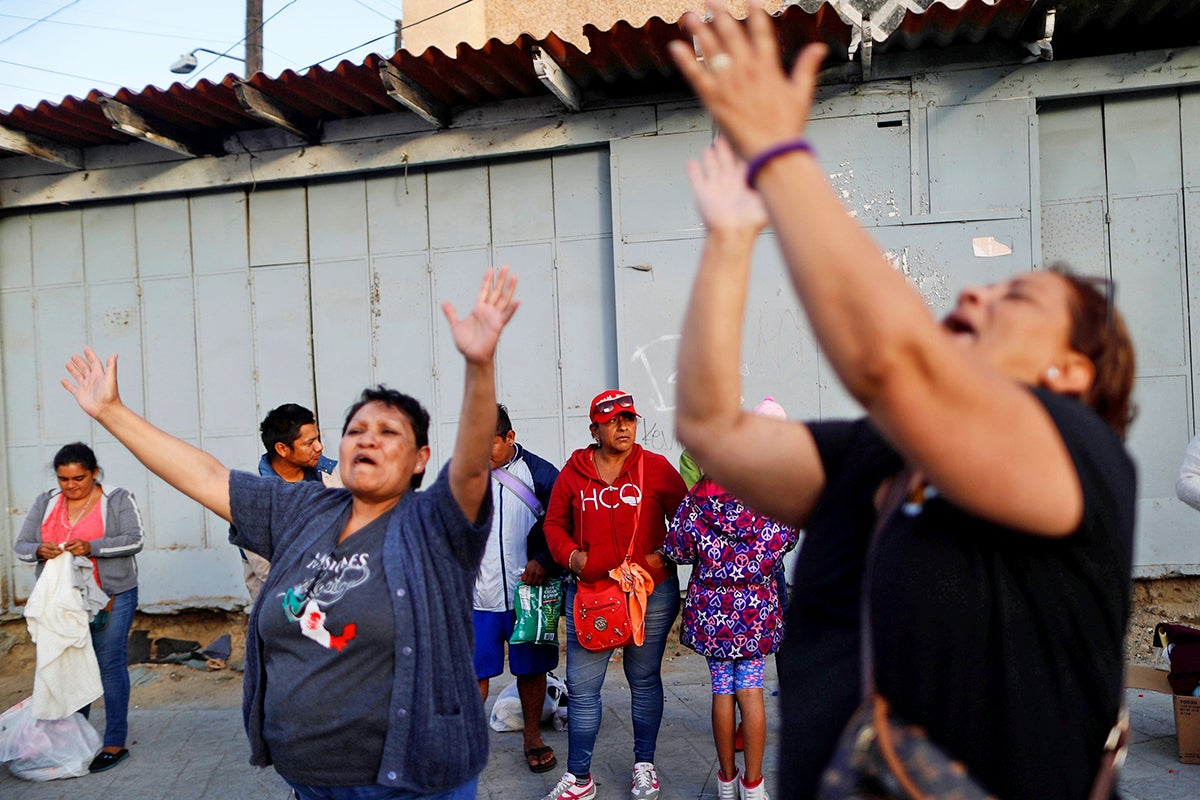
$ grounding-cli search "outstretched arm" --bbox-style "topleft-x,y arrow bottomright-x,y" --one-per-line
442,267 -> 519,521
674,138 -> 824,528
62,348 -> 232,522
671,2 -> 1082,536
1177,434 -> 1200,512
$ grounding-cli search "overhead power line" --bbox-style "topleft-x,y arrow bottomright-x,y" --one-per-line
304,0 -> 478,69
0,0 -> 85,48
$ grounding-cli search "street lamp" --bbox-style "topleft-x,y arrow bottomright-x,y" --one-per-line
169,48 -> 246,75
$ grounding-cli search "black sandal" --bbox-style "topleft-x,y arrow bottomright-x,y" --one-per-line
525,745 -> 557,773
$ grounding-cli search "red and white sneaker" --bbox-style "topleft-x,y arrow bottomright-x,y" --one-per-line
541,772 -> 596,800
630,761 -> 660,800
717,768 -> 740,800
739,775 -> 769,800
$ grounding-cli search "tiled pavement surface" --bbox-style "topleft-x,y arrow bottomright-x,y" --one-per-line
2,648 -> 1197,799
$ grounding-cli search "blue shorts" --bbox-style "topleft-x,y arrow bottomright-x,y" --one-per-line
473,609 -> 559,680
706,656 -> 766,695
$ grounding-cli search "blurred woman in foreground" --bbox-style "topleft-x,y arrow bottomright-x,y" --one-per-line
669,5 -> 1136,799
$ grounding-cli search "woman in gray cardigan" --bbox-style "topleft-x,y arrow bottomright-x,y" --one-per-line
57,267 -> 518,800
14,441 -> 144,773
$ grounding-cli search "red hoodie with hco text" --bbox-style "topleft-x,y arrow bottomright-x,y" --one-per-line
544,443 -> 687,586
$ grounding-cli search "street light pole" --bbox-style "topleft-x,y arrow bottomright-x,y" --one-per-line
246,0 -> 263,76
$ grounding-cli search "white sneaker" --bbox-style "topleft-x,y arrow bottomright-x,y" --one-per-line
541,772 -> 596,800
630,761 -> 661,800
717,768 -> 740,800
739,776 -> 769,800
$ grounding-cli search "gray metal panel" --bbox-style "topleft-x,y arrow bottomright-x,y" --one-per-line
552,149 -> 612,239
249,185 -> 308,267
366,171 -> 431,255
85,280 -> 144,417
872,217 -> 1033,319
494,242 -> 558,411
1110,193 -> 1187,371
1105,91 -> 1183,195
135,198 -> 192,278
309,179 -> 369,262
1131,374 -> 1198,571
82,205 -> 138,282
927,99 -> 1032,213
36,285 -> 91,446
809,112 -> 913,226
373,252 -> 435,393
311,257 -> 374,442
1186,90 -> 1200,189
491,158 -> 555,244
146,439 -> 207,550
555,236 -> 617,418
430,247 -> 492,456
196,273 -> 256,434
1041,200 -> 1108,274
612,132 -> 708,238
190,193 -> 249,275
428,167 -> 490,250
0,213 -> 32,290
140,277 -> 199,436
31,208 -> 82,286
1,290 -> 37,445
1038,100 -> 1105,203
249,263 -> 315,414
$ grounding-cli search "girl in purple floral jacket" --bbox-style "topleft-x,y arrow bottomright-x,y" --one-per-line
664,410 -> 799,800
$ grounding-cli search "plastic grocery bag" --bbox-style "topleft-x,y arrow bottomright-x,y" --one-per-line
0,696 -> 100,781
509,579 -> 563,646
489,672 -> 568,732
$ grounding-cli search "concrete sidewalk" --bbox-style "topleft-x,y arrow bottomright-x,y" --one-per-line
1,648 -> 1197,799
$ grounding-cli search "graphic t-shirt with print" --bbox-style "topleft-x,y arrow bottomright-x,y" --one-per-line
257,506 -> 397,785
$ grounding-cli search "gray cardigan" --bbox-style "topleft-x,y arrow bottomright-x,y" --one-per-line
15,486 -> 144,595
228,462 -> 492,793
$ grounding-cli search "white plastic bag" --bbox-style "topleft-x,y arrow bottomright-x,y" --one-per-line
488,672 -> 568,732
0,696 -> 100,781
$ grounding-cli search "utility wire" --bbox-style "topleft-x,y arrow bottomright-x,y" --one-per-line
186,0 -> 300,84
0,0 -> 85,48
304,0 -> 477,69
347,0 -> 394,23
0,56 -> 120,87
0,11 -> 233,43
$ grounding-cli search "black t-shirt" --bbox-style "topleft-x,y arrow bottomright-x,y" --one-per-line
870,389 -> 1135,799
257,507 -> 396,785
775,418 -> 902,800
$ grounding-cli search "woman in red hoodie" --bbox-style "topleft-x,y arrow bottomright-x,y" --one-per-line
540,390 -> 687,800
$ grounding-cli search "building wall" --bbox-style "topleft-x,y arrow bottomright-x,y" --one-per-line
4,49 -> 1200,613
402,0 -> 783,52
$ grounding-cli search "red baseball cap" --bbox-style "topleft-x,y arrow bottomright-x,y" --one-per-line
589,390 -> 640,424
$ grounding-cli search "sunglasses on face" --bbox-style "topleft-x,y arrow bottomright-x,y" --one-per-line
1072,273 -> 1117,333
594,395 -> 635,417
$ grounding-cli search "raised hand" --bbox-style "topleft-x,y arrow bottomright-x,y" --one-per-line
688,138 -> 768,233
668,0 -> 827,161
441,266 -> 520,366
61,347 -> 122,421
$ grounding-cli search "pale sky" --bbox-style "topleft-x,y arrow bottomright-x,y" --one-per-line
0,0 -> 408,113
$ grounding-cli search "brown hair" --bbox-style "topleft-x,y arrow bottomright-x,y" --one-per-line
1050,265 -> 1136,439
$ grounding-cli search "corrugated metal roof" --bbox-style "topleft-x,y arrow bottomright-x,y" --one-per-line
0,0 -> 1197,163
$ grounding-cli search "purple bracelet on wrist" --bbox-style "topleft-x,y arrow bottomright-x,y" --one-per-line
745,138 -> 814,188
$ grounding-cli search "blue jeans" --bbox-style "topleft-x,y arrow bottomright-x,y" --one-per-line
80,586 -> 137,748
286,776 -> 479,800
564,575 -> 680,776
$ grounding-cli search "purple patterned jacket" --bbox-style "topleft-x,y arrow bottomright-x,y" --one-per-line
664,477 -> 800,659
